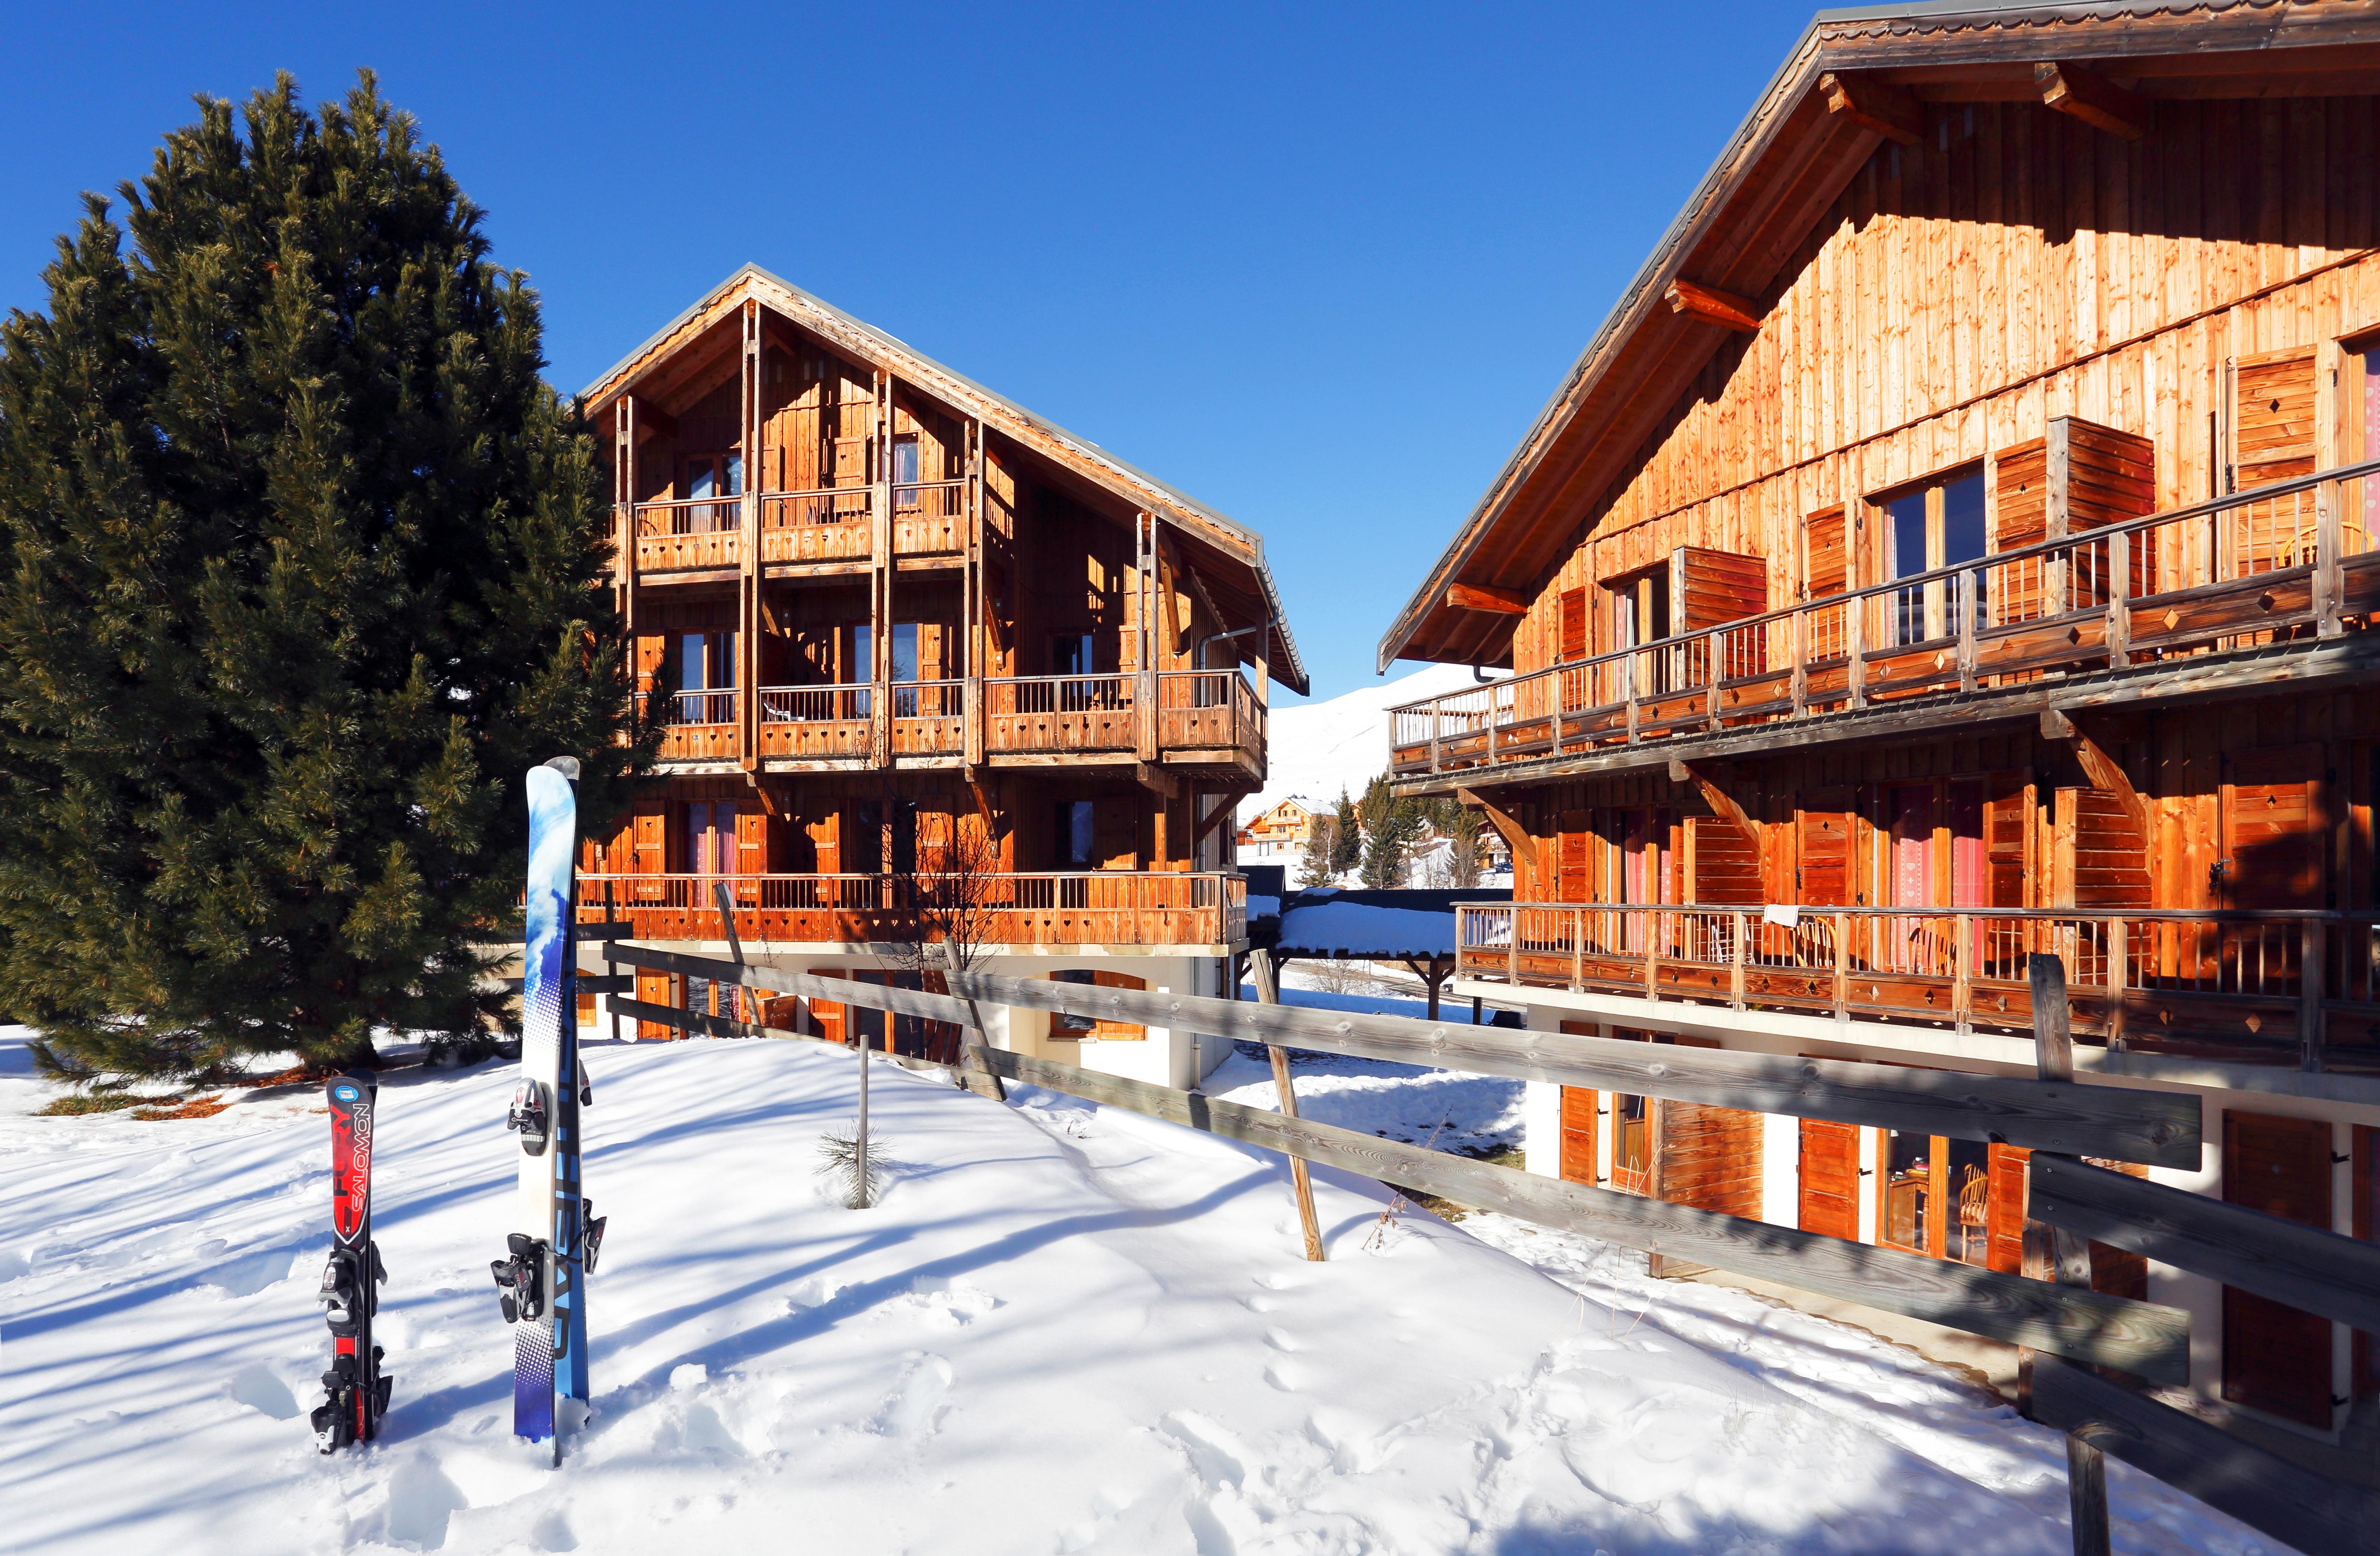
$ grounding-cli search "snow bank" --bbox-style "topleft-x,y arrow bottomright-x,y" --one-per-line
1276,899 -> 1457,957
0,1029 -> 2289,1555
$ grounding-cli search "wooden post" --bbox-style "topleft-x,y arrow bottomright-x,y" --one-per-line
605,882 -> 623,1045
2029,953 -> 2110,1556
1789,606 -> 1808,718
872,370 -> 892,769
1953,912 -> 1972,1033
2104,528 -> 2131,667
1833,911 -> 1850,1019
621,395 -> 641,642
2301,918 -> 2327,1073
1252,949 -> 1325,1262
1956,568 -> 1978,693
1731,911 -> 1748,1010
1846,583 -> 1868,710
2315,493 -> 2344,638
740,302 -> 762,772
1705,629 -> 1722,731
965,416 -> 986,766
1644,908 -> 1659,1000
1572,906 -> 1585,992
2107,915 -> 2127,1050
2046,420 -> 2072,621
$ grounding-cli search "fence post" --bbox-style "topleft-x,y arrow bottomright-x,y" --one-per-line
1430,704 -> 1442,775
2029,954 -> 2111,1556
2302,918 -> 2327,1073
1957,569 -> 1978,694
1789,607 -> 1808,718
1251,949 -> 1325,1262
1571,906 -> 1585,993
1509,907 -> 1521,986
1833,911 -> 1850,1020
2106,916 -> 2127,1051
1847,590 -> 1867,710
1644,909 -> 1659,1001
2105,529 -> 2131,667
1731,911 -> 1748,1011
1953,912 -> 1972,1034
2315,491 -> 2344,638
1706,630 -> 1723,731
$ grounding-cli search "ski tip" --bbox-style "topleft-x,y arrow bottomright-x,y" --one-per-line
542,755 -> 582,780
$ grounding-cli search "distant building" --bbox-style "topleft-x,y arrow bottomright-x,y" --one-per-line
1237,799 -> 1318,862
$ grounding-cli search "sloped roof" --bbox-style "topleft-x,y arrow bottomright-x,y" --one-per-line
1377,0 -> 2380,671
582,263 -> 1309,695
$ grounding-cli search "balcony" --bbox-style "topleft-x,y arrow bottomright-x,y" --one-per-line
636,478 -> 970,579
653,689 -> 738,761
576,870 -> 1249,948
1456,902 -> 2380,1073
1390,459 -> 2380,782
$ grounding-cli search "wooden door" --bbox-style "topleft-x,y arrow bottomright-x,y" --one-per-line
2222,745 -> 2324,909
1797,1118 -> 1861,1240
2222,1109 -> 2335,1426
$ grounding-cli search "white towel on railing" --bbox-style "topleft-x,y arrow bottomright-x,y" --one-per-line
1763,905 -> 1801,929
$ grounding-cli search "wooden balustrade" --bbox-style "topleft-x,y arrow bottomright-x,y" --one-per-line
1456,902 -> 2380,1072
1390,457 -> 2380,778
578,871 -> 1248,947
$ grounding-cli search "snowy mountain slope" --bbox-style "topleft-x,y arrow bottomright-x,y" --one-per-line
0,1030 -> 2286,1556
1242,661 -> 1499,826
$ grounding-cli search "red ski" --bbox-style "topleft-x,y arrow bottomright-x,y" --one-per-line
312,1072 -> 392,1451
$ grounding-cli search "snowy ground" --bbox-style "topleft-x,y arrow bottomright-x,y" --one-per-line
0,1024 -> 2292,1556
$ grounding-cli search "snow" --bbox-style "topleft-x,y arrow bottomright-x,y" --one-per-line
1241,662 -> 1501,826
0,1021 -> 2291,1556
1276,900 -> 1458,957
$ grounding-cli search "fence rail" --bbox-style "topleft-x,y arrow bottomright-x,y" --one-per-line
587,936 -> 2380,1556
1456,901 -> 2380,1071
1391,456 -> 2380,779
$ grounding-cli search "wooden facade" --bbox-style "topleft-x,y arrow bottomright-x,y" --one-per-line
1386,5 -> 2380,1432
579,267 -> 1302,1013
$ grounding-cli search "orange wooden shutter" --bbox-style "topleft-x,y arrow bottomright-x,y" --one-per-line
1803,508 -> 1848,599
1558,588 -> 1587,663
1797,788 -> 1854,906
1799,1118 -> 1861,1240
2222,1110 -> 2335,1425
2233,346 -> 2319,491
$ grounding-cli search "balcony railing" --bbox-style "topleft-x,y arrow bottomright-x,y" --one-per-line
760,486 -> 871,564
1456,902 -> 2380,1072
892,678 -> 964,754
578,871 -> 1248,947
641,690 -> 740,761
985,674 -> 1138,752
1391,457 -> 2380,778
633,496 -> 742,573
1159,670 -> 1266,767
892,478 -> 965,556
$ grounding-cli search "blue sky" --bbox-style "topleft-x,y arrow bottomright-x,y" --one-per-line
1,2 -> 1808,703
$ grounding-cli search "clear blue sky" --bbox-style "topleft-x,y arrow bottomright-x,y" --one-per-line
1,1 -> 1809,704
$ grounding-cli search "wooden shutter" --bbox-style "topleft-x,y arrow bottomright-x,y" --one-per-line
1558,588 -> 1587,663
1557,810 -> 1591,903
1986,1143 -> 2030,1274
2222,744 -> 2324,909
2223,1110 -> 2335,1426
1658,1036 -> 1762,1219
1798,1118 -> 1861,1240
736,808 -> 769,876
1557,1030 -> 1597,1186
1676,546 -> 1767,630
2233,346 -> 2319,491
1797,787 -> 1854,906
632,807 -> 667,878
2074,787 -> 2150,910
1804,508 -> 1848,599
1092,970 -> 1146,1039
1984,770 -> 2030,909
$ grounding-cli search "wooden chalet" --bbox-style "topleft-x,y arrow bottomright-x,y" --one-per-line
579,265 -> 1305,1089
1380,1 -> 2380,1440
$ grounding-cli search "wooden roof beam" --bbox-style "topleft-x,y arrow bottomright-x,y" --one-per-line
1456,787 -> 1538,879
2036,60 -> 2147,140
1819,70 -> 1921,146
1446,581 -> 1529,615
1664,278 -> 1763,334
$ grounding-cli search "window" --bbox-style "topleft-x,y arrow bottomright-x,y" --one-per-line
684,802 -> 734,876
849,802 -> 882,876
1057,800 -> 1096,868
1879,469 -> 1985,645
1557,588 -> 1587,663
1605,567 -> 1671,694
680,453 -> 744,531
892,435 -> 921,510
665,631 -> 736,724
1052,632 -> 1095,677
1051,969 -> 1098,1036
889,801 -> 917,877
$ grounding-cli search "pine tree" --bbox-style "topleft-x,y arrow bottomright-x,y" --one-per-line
1295,815 -> 1337,888
1328,788 -> 1362,879
1357,773 -> 1425,889
0,74 -> 649,1080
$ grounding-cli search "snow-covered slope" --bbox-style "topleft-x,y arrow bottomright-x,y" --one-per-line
0,1029 -> 2285,1555
1243,661 -> 1498,826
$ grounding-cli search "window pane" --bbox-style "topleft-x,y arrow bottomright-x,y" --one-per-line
687,462 -> 714,500
890,623 -> 919,683
849,626 -> 871,685
725,454 -> 744,496
1889,494 -> 1929,578
709,632 -> 736,690
1068,800 -> 1095,867
893,439 -> 920,485
681,634 -> 706,691
1941,474 -> 1985,565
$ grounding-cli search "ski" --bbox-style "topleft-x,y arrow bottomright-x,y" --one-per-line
494,757 -> 599,1459
312,1071 -> 390,1452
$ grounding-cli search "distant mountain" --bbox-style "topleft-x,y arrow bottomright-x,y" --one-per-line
1240,662 -> 1502,826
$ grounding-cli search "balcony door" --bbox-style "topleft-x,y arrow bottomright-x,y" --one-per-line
668,630 -> 737,725
1880,469 -> 1985,646
683,802 -> 735,879
680,452 -> 744,531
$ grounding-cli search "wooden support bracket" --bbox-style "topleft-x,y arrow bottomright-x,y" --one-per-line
2036,61 -> 2146,141
1134,761 -> 1181,800
1445,580 -> 1529,615
1818,70 -> 1920,146
2042,710 -> 2150,841
1456,786 -> 1538,879
1671,758 -> 1762,849
1192,790 -> 1245,847
625,398 -> 678,440
1664,278 -> 1763,334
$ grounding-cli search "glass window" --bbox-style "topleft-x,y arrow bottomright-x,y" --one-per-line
686,461 -> 715,501
1052,969 -> 1098,1035
848,625 -> 872,685
1941,473 -> 1985,566
1058,800 -> 1096,868
1882,1130 -> 1932,1253
890,623 -> 919,684
1888,493 -> 1930,579
724,452 -> 744,496
890,802 -> 917,877
892,437 -> 920,487
1052,632 -> 1095,676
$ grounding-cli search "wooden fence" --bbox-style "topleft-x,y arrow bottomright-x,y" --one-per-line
587,930 -> 2380,1556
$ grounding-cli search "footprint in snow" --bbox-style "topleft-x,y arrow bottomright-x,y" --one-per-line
870,1354 -> 953,1437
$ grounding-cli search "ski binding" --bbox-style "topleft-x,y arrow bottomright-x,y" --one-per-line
490,1232 -> 547,1324
506,1079 -> 550,1155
